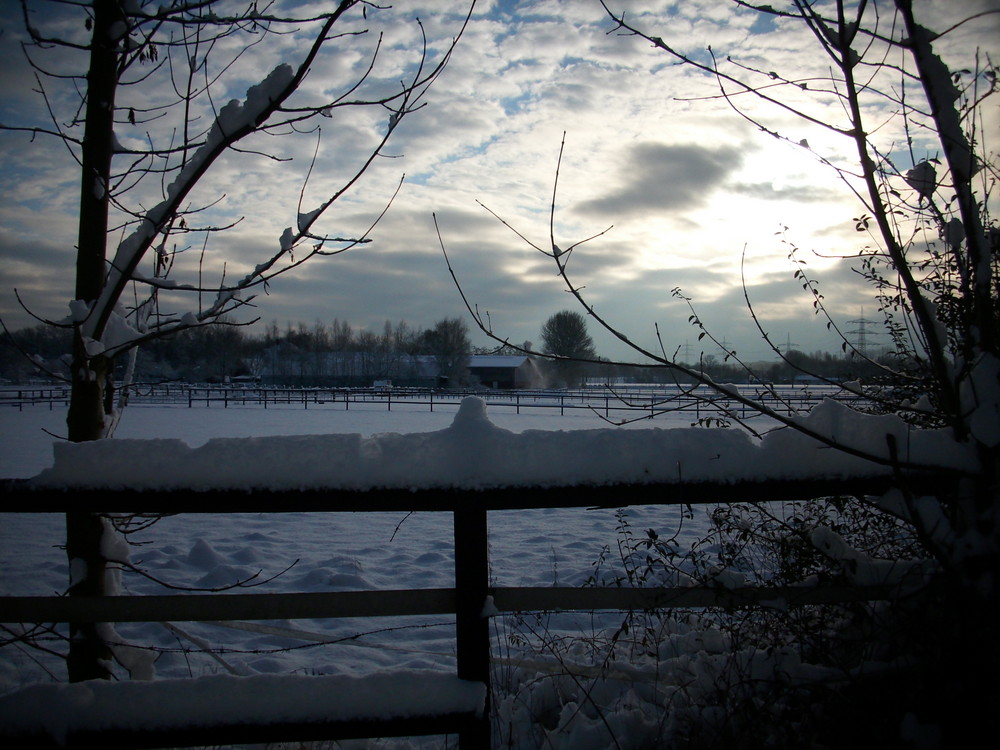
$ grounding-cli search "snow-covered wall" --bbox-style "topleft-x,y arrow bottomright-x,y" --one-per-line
30,397 -> 975,491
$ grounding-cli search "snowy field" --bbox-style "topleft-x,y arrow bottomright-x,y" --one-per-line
1,399 -> 730,746
3,393 -> 961,748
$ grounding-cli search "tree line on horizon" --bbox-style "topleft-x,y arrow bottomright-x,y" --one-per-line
0,316 -> 474,387
2,311 -> 892,388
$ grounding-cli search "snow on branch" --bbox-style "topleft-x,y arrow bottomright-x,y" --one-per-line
83,62 -> 297,342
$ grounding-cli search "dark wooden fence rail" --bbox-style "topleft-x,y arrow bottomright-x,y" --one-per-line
0,475 -> 921,748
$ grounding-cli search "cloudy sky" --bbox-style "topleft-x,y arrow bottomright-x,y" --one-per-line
1,0 -> 997,364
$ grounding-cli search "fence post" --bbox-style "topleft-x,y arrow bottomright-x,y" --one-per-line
65,511 -> 112,681
454,506 -> 491,748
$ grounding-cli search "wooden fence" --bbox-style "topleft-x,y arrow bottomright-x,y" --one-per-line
0,387 -> 71,410
0,473 -> 932,749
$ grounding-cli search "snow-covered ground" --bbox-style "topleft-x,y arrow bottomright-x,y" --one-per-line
1,399 -> 717,747
1,394 -> 960,747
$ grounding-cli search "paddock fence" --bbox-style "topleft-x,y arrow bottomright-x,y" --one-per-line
0,472 -> 940,749
1,383 -> 866,421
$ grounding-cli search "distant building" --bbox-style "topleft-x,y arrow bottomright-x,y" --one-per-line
258,350 -> 543,389
467,355 -> 542,389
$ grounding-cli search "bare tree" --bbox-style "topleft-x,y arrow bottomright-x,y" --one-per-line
6,0 -> 472,441
4,0 -> 473,681
592,0 -> 999,572
441,0 -> 997,549
439,1 -> 997,738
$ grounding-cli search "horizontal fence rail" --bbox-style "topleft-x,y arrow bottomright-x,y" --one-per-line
0,474 -> 939,749
1,475 -> 917,512
0,584 -> 897,626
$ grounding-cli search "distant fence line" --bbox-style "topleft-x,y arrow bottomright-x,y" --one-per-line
1,383 -> 865,420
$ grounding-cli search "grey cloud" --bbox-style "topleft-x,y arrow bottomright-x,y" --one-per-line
0,233 -> 70,269
248,253 -> 466,332
0,233 -> 76,326
573,142 -> 743,219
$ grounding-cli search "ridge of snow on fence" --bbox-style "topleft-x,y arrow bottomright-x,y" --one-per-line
30,396 -> 974,491
0,672 -> 486,747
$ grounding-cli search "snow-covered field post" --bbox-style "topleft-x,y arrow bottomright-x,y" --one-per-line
3,0 -> 474,682
438,0 -> 998,742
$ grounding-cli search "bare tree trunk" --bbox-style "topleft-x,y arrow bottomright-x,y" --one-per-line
65,0 -> 123,682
